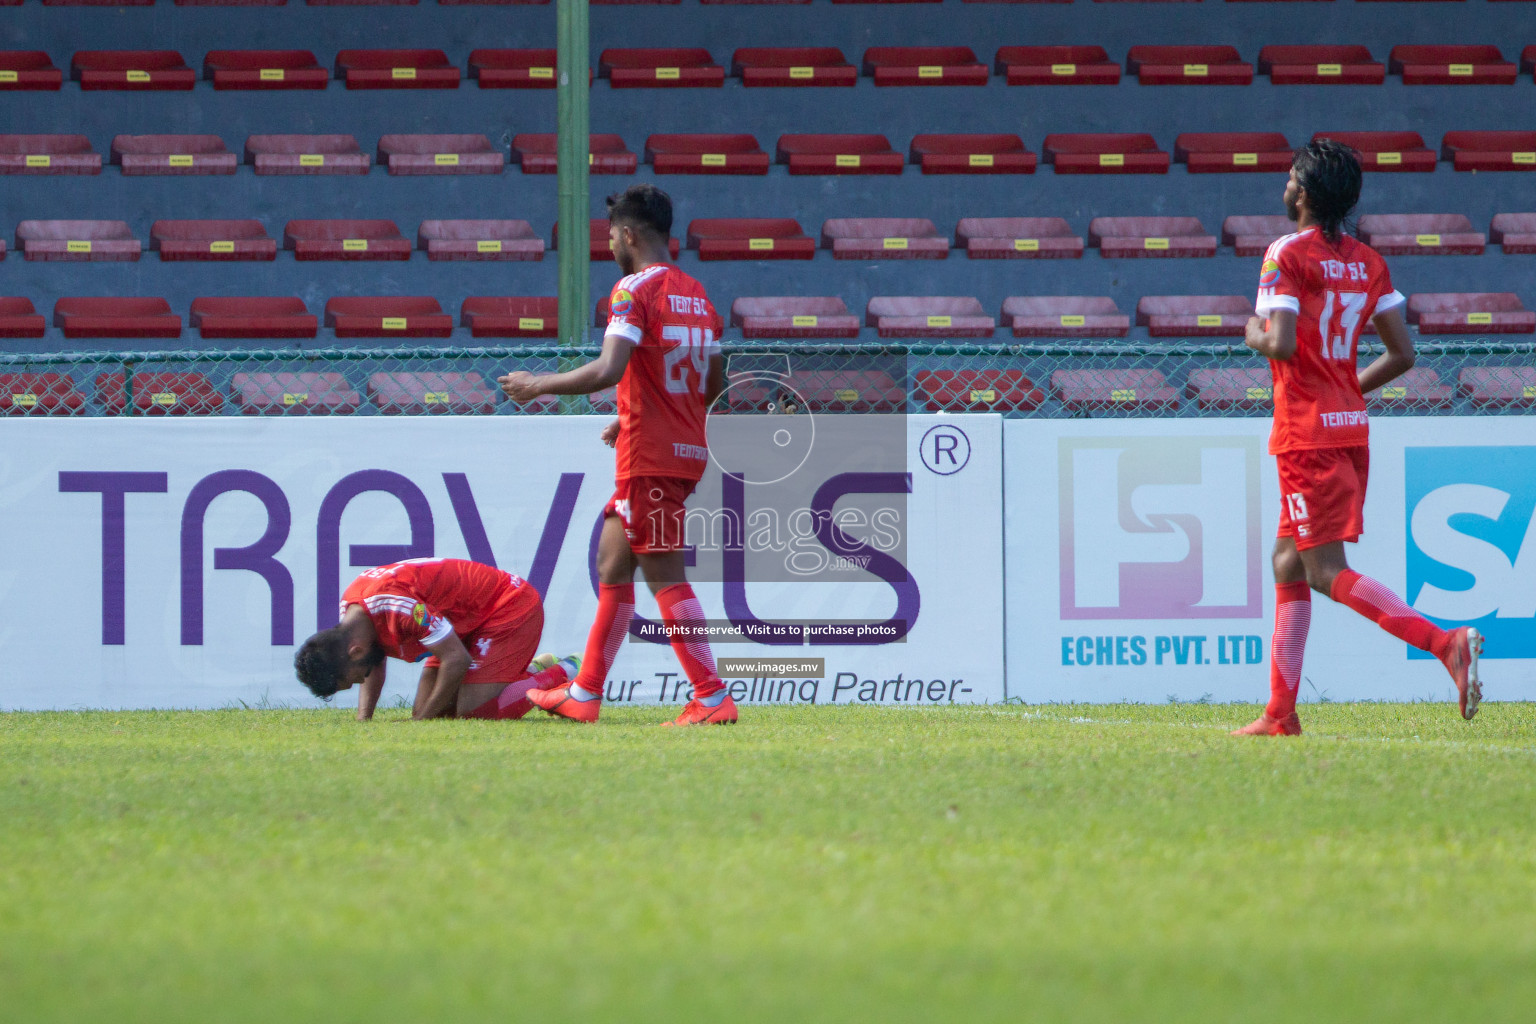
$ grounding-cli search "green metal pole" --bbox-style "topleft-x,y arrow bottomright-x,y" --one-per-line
556,0 -> 590,360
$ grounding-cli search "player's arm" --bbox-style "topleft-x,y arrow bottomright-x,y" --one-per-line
1244,309 -> 1298,361
498,333 -> 632,402
413,632 -> 472,720
1357,304 -> 1416,395
355,661 -> 386,722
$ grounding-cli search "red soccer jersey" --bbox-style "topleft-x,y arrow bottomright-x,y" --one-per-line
340,558 -> 539,663
1254,227 -> 1406,454
604,262 -> 722,481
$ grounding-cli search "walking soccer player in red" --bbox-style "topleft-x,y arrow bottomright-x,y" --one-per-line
1234,138 -> 1483,737
497,184 -> 734,726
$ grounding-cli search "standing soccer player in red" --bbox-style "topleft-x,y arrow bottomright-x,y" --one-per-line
1234,139 -> 1483,737
497,184 -> 733,726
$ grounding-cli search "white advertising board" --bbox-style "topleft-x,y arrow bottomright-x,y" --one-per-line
1003,417 -> 1536,703
0,414 -> 1003,710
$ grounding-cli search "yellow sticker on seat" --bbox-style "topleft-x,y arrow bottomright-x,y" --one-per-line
529,67 -> 554,79
1377,152 -> 1402,165
477,240 -> 502,253
168,154 -> 194,167
423,392 -> 449,404
968,153 -> 994,167
67,240 -> 91,253
1466,312 -> 1493,325
883,237 -> 909,250
151,392 -> 177,406
1316,63 -> 1343,76
1524,385 -> 1536,399
789,67 -> 815,79
1050,64 -> 1076,76
1232,152 -> 1258,166
25,155 -> 50,168
342,239 -> 368,251
1245,387 -> 1272,400
1099,153 -> 1124,167
391,68 -> 417,80
791,315 -> 819,327
1144,237 -> 1170,250
835,389 -> 859,403
126,70 -> 150,82
282,393 -> 308,405
209,241 -> 235,253
748,238 -> 774,250
926,315 -> 952,327
0,71 -> 17,84
518,317 -> 545,331
1415,234 -> 1441,246
835,154 -> 861,167
1196,314 -> 1223,327
299,154 -> 324,166
969,389 -> 997,403
1381,386 -> 1407,399
1448,64 -> 1474,76
1014,238 -> 1040,252
381,318 -> 408,330
434,153 -> 460,166
1060,314 -> 1086,327
13,393 -> 38,407
1184,64 -> 1208,77
1513,152 -> 1535,165
701,154 -> 727,166
655,67 -> 681,79
918,66 -> 943,78
260,69 -> 285,81
1110,389 -> 1137,402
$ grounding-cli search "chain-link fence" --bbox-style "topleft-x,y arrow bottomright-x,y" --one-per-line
1,340 -> 1533,418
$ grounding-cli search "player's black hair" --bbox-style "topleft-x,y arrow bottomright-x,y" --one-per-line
606,183 -> 673,238
1292,139 -> 1362,243
294,627 -> 350,700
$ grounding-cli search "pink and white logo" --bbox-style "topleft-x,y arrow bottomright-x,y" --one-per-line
1059,436 -> 1263,620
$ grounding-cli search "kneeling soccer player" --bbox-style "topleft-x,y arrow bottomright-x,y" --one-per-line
295,557 -> 578,721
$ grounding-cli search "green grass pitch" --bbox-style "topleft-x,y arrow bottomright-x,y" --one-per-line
2,702 -> 1534,1023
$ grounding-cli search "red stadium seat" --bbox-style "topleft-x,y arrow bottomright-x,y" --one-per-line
460,297 -> 558,338
0,298 -> 47,339
306,0 -> 427,5
1126,45 -> 1254,85
1186,368 -> 1273,411
1222,215 -> 1293,256
1312,131 -> 1435,171
512,134 -> 636,174
203,50 -> 327,90
1458,367 -> 1536,408
1051,369 -> 1179,412
862,47 -> 987,86
335,50 -> 460,89
784,370 -> 905,413
555,219 -> 680,261
707,0 -> 809,5
995,46 -> 1121,85
0,134 -> 101,175
1407,293 -> 1534,333
1175,133 -> 1292,173
1526,45 -> 1536,79
776,135 -> 904,174
686,219 -> 814,260
97,373 -> 222,416
378,134 -> 505,175
599,49 -> 724,87
1441,131 -> 1536,172
325,297 -> 453,338
915,370 -> 1044,413
956,217 -> 1083,259
1136,295 -> 1253,336
909,135 -> 1036,174
731,297 -> 860,338
866,296 -> 995,338
284,220 -> 411,260
1090,217 -> 1217,258
469,49 -> 557,89
151,220 -> 276,261
1257,45 -> 1384,85
232,373 -> 362,416
17,220 -> 139,261
368,372 -> 500,415
731,48 -> 856,87
55,298 -> 180,338
418,220 -> 543,261
1356,214 -> 1485,255
246,135 -> 368,175
1389,45 -> 1517,85
178,0 -> 295,5
1043,133 -> 1170,174
1003,296 -> 1130,338
1365,368 -> 1454,410
645,134 -> 769,174
822,218 -> 948,259
72,51 -> 195,90
0,52 -> 63,91
1491,213 -> 1536,253
191,297 -> 318,339
110,135 -> 236,175
0,373 -> 85,415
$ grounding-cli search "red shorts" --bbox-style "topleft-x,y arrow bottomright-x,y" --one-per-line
605,475 -> 698,554
423,597 -> 544,686
1276,445 -> 1369,550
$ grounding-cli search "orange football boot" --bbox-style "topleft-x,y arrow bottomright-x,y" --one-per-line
528,684 -> 601,723
663,694 -> 739,727
1231,712 -> 1302,737
1440,626 -> 1484,721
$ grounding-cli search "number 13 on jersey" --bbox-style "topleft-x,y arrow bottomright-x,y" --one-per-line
1318,290 -> 1368,361
662,325 -> 714,394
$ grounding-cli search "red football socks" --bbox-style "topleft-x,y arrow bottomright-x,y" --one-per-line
1329,569 -> 1450,658
570,583 -> 635,699
1265,581 -> 1312,719
462,662 -> 570,720
656,583 -> 724,700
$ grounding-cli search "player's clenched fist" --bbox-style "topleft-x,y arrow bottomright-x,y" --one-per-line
498,371 -> 542,402
600,417 -> 620,448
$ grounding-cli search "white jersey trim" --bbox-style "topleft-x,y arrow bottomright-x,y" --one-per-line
605,320 -> 643,344
1371,290 -> 1406,319
1255,293 -> 1301,315
420,616 -> 454,647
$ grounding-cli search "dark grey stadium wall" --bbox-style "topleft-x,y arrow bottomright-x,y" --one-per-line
1,2 -> 1533,352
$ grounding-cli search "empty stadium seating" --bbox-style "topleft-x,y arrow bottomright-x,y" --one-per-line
1407,293 -> 1535,333
512,134 -> 637,173
909,135 -> 1036,174
731,47 -> 856,87
1356,214 -> 1486,255
0,135 -> 100,175
731,297 -> 860,338
325,297 -> 454,338
72,51 -> 195,90
995,46 -> 1121,85
915,370 -> 1044,413
866,297 -> 995,338
776,135 -> 904,174
1003,296 -> 1130,338
418,220 -> 544,261
203,50 -> 328,90
191,298 -> 318,339
560,219 -> 681,260
17,221 -> 139,261
645,134 -> 770,174
0,299 -> 47,339
245,135 -> 369,175
1389,45 -> 1517,85
1313,131 -> 1435,171
110,135 -> 237,175
369,372 -> 499,415
1090,217 -> 1217,258
469,49 -> 557,89
956,217 -> 1083,258
97,372 -> 223,416
784,370 -> 905,413
151,220 -> 277,261
599,49 -> 724,87
1136,295 -> 1254,336
55,297 -> 181,339
1257,45 -> 1385,85
1442,131 -> 1536,171
284,220 -> 411,260
231,373 -> 362,416
0,373 -> 84,415
686,219 -> 815,260
822,218 -> 948,259
460,297 -> 559,338
0,51 -> 64,90
1043,134 -> 1170,174
1186,368 -> 1273,411
1458,367 -> 1536,407
1366,368 -> 1455,410
1051,369 -> 1179,412
377,134 -> 505,174
1490,213 -> 1536,253
1126,45 -> 1254,85
1175,133 -> 1292,173
862,47 -> 988,86
1222,215 -> 1293,256
335,50 -> 460,89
